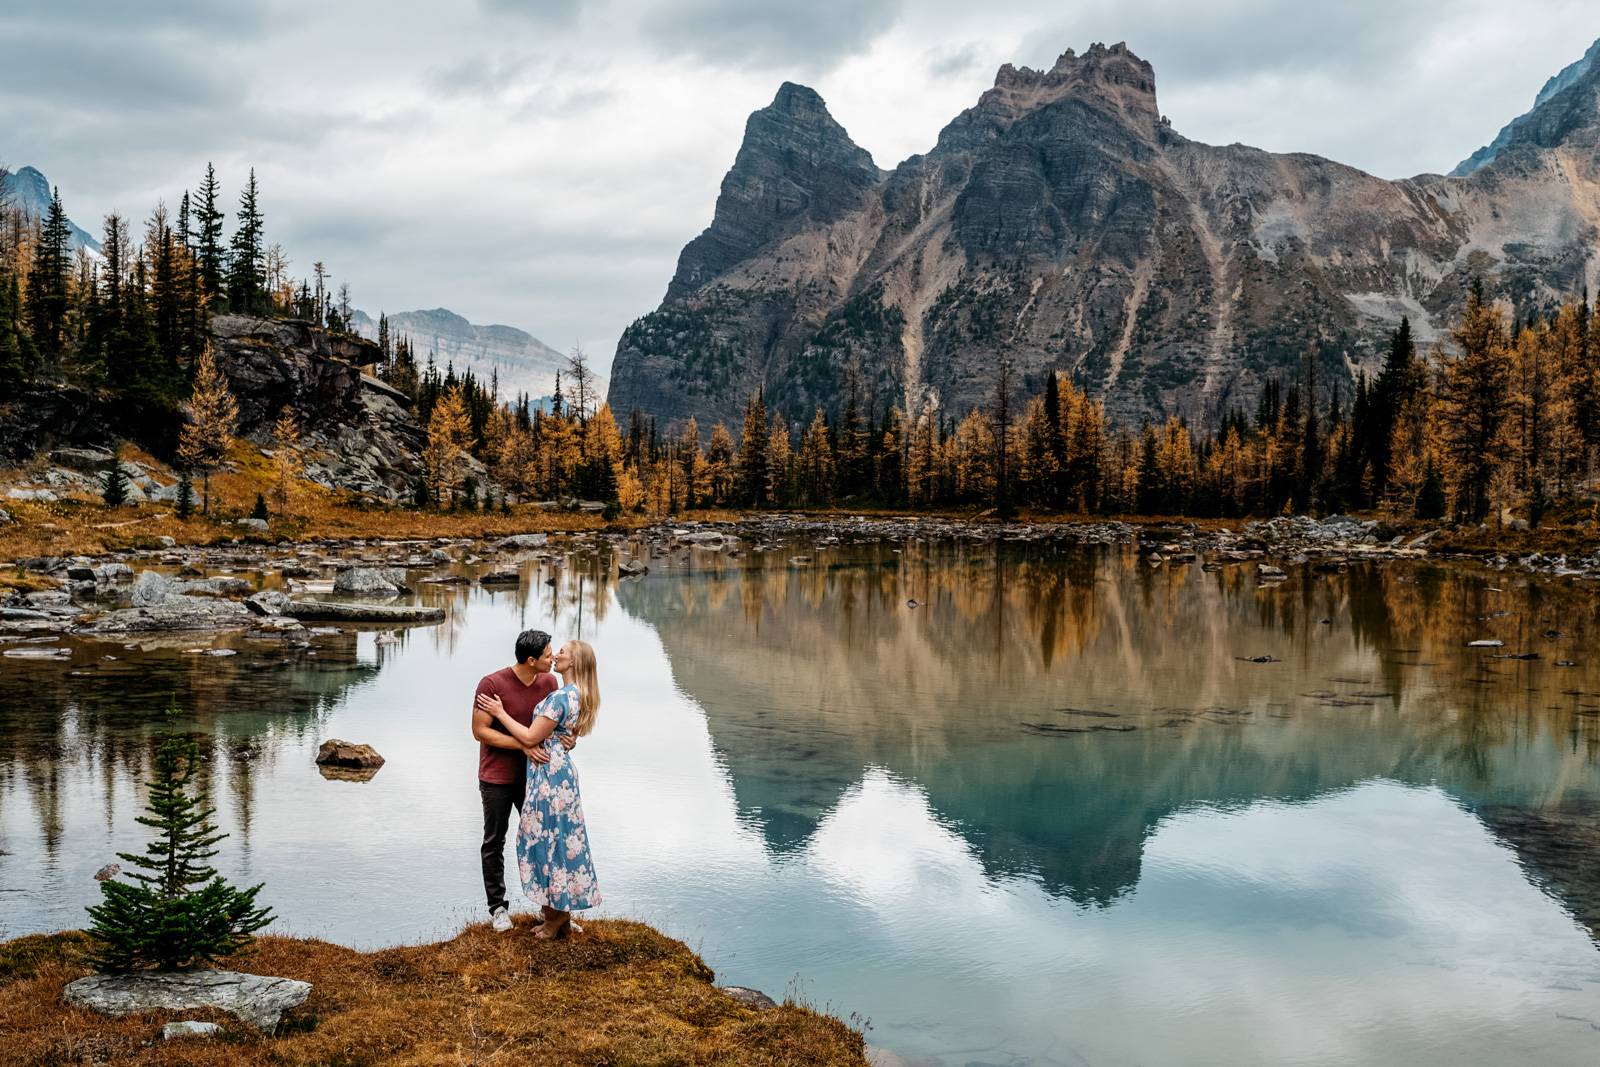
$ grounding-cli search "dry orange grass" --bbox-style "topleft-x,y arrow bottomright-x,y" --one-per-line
0,923 -> 866,1067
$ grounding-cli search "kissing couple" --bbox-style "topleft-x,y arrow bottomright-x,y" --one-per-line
472,628 -> 602,940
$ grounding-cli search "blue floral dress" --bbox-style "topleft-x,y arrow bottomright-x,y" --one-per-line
516,683 -> 601,911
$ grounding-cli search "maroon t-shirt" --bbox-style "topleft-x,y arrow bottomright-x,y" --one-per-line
475,666 -> 559,784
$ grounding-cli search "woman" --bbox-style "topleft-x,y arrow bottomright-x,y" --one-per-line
475,639 -> 602,939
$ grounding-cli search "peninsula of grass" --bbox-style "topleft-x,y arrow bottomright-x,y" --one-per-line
0,920 -> 867,1066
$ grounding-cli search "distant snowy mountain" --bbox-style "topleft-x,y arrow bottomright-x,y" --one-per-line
351,307 -> 592,401
0,165 -> 102,253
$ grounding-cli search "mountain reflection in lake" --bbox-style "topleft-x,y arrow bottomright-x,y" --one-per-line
3,536 -> 1599,1066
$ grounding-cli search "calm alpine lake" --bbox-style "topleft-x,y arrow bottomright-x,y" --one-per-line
4,534 -> 1600,1066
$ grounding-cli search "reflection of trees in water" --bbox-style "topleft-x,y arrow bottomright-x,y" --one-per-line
618,544 -> 1600,908
0,635 -> 378,856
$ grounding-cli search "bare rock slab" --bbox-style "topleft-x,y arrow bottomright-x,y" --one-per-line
285,600 -> 443,623
63,971 -> 311,1032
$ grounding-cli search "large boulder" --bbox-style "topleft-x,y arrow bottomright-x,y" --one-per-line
315,739 -> 385,769
62,971 -> 311,1033
244,590 -> 292,616
496,533 -> 548,552
332,567 -> 408,596
131,571 -> 177,607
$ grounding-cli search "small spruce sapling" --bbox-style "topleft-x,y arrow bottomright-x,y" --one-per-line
251,493 -> 269,521
85,702 -> 274,972
176,471 -> 195,519
101,448 -> 131,507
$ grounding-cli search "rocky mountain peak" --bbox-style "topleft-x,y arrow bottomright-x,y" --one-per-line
663,82 -> 881,301
983,41 -> 1160,134
1450,35 -> 1600,175
0,164 -> 102,253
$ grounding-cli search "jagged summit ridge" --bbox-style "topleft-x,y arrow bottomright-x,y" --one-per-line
663,80 -> 881,302
610,40 -> 1600,436
1452,36 -> 1600,176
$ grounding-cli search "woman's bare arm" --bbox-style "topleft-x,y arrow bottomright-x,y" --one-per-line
476,692 -> 557,747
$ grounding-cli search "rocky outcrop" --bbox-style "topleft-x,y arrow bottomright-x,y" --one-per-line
610,39 -> 1600,435
63,971 -> 311,1033
210,315 -> 424,502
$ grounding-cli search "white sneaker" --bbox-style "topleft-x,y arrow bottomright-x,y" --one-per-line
491,906 -> 512,933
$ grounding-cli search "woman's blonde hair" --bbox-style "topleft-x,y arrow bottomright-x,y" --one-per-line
565,640 -> 601,736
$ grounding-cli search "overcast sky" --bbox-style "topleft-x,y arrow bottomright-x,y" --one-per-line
4,0 -> 1596,372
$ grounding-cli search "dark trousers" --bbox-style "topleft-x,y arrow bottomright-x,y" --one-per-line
479,776 -> 525,914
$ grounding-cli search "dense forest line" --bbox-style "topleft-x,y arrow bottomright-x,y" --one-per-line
452,281 -> 1600,526
4,163 -> 1596,526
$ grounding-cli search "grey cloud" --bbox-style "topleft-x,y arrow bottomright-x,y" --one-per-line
0,29 -> 244,110
5,0 -> 268,34
926,43 -> 986,81
638,0 -> 903,72
478,0 -> 584,23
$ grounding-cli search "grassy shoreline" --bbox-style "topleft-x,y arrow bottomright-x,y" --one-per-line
0,920 -> 866,1066
2,440 -> 1594,571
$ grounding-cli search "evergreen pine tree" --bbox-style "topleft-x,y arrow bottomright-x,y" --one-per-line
25,187 -> 73,364
195,164 -> 227,299
1416,459 -> 1447,520
101,447 -> 131,506
176,471 -> 195,520
85,703 -> 274,973
250,493 -> 269,521
227,169 -> 265,315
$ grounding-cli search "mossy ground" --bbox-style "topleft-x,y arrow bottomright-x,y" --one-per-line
0,921 -> 866,1066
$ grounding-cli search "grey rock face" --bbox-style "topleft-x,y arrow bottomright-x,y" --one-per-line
244,590 -> 292,616
496,533 -> 548,552
0,507 -> 10,524
163,1021 -> 224,1040
131,571 -> 177,607
332,567 -> 408,596
207,315 -> 424,503
62,971 -> 311,1033
610,39 -> 1600,436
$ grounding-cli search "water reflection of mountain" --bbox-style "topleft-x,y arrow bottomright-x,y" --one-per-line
0,634 -> 379,853
617,543 -> 1600,914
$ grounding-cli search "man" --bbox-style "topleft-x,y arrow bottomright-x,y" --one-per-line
473,628 -> 574,932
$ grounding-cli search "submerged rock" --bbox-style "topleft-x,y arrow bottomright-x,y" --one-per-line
63,971 -> 312,1032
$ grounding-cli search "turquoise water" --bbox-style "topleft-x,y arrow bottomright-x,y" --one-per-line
4,538 -> 1600,1065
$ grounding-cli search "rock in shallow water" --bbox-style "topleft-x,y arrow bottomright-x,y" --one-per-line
315,738 -> 385,769
63,971 -> 311,1032
332,566 -> 408,595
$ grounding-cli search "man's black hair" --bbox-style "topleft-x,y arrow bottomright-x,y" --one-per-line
515,629 -> 552,664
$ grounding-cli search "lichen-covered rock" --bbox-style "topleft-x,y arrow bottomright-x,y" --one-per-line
63,971 -> 311,1033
